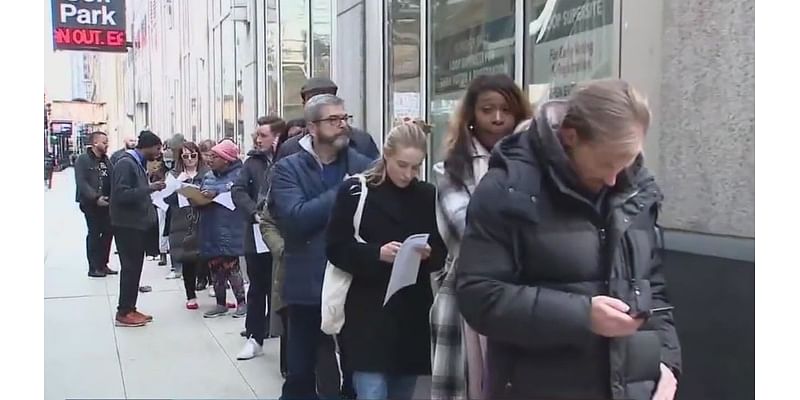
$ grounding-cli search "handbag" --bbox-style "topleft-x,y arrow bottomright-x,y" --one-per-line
320,175 -> 368,335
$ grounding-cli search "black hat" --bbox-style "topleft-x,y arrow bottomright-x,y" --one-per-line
301,77 -> 338,100
136,130 -> 162,149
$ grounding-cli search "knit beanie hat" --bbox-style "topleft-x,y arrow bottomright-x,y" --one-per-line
211,140 -> 239,162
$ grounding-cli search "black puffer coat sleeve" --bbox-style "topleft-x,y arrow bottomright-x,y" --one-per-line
456,170 -> 595,350
645,213 -> 683,377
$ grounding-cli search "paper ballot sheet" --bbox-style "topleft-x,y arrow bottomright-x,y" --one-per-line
213,192 -> 236,210
253,224 -> 270,253
383,233 -> 430,306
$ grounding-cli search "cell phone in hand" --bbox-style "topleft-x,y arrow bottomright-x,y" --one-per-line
631,306 -> 675,319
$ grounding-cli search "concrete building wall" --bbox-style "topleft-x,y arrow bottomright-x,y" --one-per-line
334,0 -> 366,130
657,0 -> 755,238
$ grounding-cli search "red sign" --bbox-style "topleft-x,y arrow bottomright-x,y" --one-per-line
53,27 -> 126,52
51,0 -> 127,53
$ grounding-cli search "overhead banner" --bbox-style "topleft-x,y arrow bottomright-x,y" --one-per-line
51,0 -> 127,53
530,0 -> 615,99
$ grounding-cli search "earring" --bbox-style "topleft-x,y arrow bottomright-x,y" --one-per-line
468,124 -> 474,131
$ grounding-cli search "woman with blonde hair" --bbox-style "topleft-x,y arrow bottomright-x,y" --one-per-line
325,121 -> 447,400
430,73 -> 532,400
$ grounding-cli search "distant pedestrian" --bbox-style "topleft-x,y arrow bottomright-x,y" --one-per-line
74,131 -> 118,278
110,137 -> 137,166
110,130 -> 165,327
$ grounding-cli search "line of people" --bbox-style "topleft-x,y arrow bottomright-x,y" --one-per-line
73,74 -> 680,400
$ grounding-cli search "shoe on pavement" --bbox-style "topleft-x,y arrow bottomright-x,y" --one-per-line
115,311 -> 148,327
165,271 -> 182,280
88,269 -> 107,278
186,300 -> 199,310
236,338 -> 263,360
138,285 -> 152,293
203,305 -> 228,318
103,266 -> 118,275
233,303 -> 247,318
133,310 -> 153,322
158,254 -> 168,266
227,302 -> 237,309
240,329 -> 248,338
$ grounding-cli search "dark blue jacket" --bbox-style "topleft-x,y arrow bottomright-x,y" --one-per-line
198,160 -> 245,258
269,136 -> 374,305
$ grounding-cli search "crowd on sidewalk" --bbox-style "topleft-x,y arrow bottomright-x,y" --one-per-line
72,76 -> 681,400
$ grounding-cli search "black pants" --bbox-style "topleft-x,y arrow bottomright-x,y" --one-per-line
244,253 -> 273,344
115,226 -> 148,314
144,208 -> 160,257
80,204 -> 113,273
181,260 -> 198,300
197,261 -> 211,286
282,305 -> 341,400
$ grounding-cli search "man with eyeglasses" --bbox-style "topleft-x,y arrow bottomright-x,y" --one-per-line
270,94 -> 373,400
275,77 -> 380,162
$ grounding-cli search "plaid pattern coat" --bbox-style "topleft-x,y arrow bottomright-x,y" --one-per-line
430,139 -> 489,400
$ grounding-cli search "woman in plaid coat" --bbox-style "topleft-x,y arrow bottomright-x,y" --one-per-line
430,74 -> 531,400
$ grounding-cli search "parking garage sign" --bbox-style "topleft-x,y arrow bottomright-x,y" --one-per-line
51,0 -> 127,52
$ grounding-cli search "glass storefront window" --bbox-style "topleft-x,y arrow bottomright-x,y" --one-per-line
281,0 -> 309,120
311,0 -> 332,79
428,0 -> 516,165
265,0 -> 279,115
222,18 -> 236,139
524,0 -> 617,102
213,26 -> 222,138
386,0 -> 421,129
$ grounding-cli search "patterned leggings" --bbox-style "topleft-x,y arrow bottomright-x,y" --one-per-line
208,256 -> 246,306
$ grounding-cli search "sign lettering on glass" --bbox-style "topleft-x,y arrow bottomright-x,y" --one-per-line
51,0 -> 127,53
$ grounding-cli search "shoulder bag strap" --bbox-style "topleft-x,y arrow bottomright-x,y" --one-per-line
352,175 -> 368,244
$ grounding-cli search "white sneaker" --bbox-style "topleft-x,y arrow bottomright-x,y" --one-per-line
165,271 -> 182,280
236,338 -> 263,360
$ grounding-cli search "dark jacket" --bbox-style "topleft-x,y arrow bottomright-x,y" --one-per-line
327,176 -> 446,375
198,160 -> 245,258
269,135 -> 373,305
74,150 -> 111,206
164,167 -> 208,262
110,148 -> 127,166
110,151 -> 157,230
275,127 -> 380,162
232,149 -> 274,254
455,102 -> 682,400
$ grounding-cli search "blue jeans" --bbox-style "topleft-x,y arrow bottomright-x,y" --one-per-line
352,372 -> 417,400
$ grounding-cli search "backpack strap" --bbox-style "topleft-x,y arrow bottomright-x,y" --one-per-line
352,175 -> 368,244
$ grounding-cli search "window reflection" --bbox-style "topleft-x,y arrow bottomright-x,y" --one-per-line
387,0 -> 421,129
524,0 -> 616,101
235,19 -> 251,148
428,0 -> 516,164
311,0 -> 332,79
265,0 -> 279,114
222,18 -> 236,139
213,26 -> 222,138
281,0 -> 309,119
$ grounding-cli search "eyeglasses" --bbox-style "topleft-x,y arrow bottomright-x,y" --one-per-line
313,114 -> 353,126
181,153 -> 199,160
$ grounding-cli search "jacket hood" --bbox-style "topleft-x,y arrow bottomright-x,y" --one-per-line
492,100 -> 656,194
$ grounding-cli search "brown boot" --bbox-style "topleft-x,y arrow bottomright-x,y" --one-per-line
115,311 -> 148,327
133,310 -> 153,322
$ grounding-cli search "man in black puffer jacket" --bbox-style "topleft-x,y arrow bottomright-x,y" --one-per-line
232,115 -> 284,360
456,80 -> 681,400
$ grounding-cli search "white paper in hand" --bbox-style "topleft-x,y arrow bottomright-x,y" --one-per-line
383,233 -> 430,306
178,193 -> 190,208
150,191 -> 169,211
253,224 -> 270,253
212,192 -> 236,210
